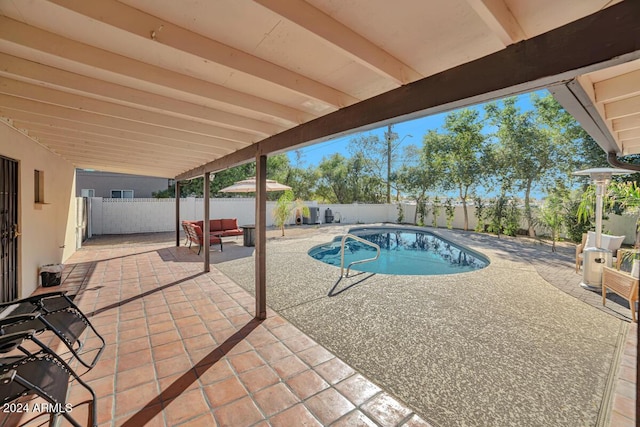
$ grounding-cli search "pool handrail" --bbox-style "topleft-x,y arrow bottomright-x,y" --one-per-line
340,234 -> 381,277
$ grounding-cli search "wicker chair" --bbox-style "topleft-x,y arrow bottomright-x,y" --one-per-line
602,265 -> 639,322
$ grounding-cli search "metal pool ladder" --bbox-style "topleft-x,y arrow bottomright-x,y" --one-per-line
340,234 -> 381,278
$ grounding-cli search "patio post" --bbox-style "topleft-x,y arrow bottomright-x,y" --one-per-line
175,180 -> 181,247
255,154 -> 267,319
203,172 -> 211,272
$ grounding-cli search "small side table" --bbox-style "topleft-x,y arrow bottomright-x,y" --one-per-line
241,224 -> 256,247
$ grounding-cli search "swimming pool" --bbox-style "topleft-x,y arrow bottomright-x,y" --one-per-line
308,226 -> 489,275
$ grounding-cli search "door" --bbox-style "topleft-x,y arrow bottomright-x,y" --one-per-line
0,156 -> 18,303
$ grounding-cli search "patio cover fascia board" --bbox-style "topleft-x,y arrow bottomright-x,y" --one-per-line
176,0 -> 640,181
550,80 -> 620,155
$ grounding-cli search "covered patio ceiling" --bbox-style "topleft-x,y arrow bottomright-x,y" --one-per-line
1,0 -> 638,180
551,58 -> 640,159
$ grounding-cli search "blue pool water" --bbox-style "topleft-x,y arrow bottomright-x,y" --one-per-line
308,227 -> 488,275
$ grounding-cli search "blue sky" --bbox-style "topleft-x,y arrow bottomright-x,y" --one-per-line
287,90 -> 546,168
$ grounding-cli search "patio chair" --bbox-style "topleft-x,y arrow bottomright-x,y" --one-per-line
181,221 -> 223,254
602,264 -> 639,322
0,292 -> 105,369
0,330 -> 97,427
575,232 -> 625,272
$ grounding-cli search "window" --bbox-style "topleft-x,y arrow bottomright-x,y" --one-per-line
110,190 -> 134,199
80,189 -> 95,197
34,170 -> 44,203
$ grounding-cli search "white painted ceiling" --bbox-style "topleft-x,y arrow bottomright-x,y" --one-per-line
575,59 -> 640,156
0,0 -> 631,178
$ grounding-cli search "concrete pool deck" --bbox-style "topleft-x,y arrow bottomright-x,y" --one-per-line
210,224 -> 634,427
26,225 -> 632,426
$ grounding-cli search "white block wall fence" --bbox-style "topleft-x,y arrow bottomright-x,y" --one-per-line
87,198 -> 637,244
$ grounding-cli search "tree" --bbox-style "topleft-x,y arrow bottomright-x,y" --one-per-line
210,163 -> 256,197
606,181 -> 640,247
536,191 -> 566,252
153,155 -> 291,200
486,97 -> 570,236
347,126 -> 411,203
533,94 -> 609,170
564,190 -> 593,243
395,144 -> 442,224
315,152 -> 386,203
422,109 -> 488,231
315,154 -> 347,202
283,150 -> 318,201
444,109 -> 489,231
272,190 -> 309,236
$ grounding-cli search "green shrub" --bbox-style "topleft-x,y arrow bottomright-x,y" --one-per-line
445,198 -> 455,229
432,197 -> 441,228
417,197 -> 428,226
503,199 -> 521,237
474,196 -> 485,232
397,203 -> 404,224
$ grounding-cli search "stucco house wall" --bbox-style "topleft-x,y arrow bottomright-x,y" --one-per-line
0,123 -> 77,298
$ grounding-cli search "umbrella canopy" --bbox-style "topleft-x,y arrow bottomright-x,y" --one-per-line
219,177 -> 291,193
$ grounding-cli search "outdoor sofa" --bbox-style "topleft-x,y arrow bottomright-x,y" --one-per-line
182,218 -> 243,254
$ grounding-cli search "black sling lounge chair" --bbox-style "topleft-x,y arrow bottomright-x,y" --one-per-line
0,292 -> 105,369
0,330 -> 97,427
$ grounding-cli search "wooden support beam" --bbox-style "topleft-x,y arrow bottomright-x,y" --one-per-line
255,154 -> 267,320
605,94 -> 640,121
0,77 -> 256,144
0,52 -> 284,137
253,0 -> 421,85
176,181 -> 181,248
47,0 -> 357,109
203,173 -> 211,273
594,68 -> 640,103
619,127 -> 640,141
465,0 -> 525,46
0,95 -> 241,152
0,16 -> 312,125
613,114 -> 640,132
17,127 -> 217,162
177,0 -> 640,180
3,110 -> 230,156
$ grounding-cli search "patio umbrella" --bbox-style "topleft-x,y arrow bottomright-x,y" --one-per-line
218,177 -> 291,193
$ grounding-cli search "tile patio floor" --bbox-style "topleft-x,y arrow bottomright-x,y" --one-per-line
3,229 -> 637,427
9,239 -> 431,427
